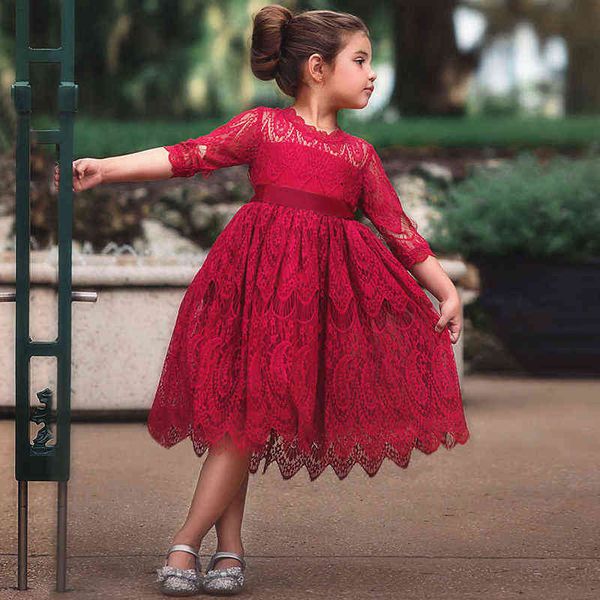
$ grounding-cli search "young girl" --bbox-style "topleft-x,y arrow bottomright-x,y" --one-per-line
57,5 -> 470,596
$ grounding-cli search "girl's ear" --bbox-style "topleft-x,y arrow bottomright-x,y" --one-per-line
307,53 -> 325,83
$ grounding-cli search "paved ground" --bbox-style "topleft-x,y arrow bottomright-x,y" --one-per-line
1,374 -> 599,599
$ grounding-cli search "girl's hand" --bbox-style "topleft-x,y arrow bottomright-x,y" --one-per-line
54,158 -> 104,193
434,292 -> 463,345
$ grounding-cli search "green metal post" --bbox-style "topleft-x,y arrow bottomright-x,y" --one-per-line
0,0 -> 98,592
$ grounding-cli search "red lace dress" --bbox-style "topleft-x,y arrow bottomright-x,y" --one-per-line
147,105 -> 470,481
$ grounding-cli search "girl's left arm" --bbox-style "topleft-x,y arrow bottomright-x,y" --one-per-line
409,256 -> 459,307
359,143 -> 462,342
359,143 -> 437,271
412,258 -> 462,343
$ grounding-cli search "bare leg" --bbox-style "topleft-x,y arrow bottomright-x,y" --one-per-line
166,434 -> 251,569
209,471 -> 250,570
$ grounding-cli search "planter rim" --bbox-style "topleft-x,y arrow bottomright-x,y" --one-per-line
0,250 -> 209,286
0,250 -> 468,286
470,256 -> 600,267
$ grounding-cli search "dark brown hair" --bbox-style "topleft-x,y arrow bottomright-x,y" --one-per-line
250,5 -> 369,97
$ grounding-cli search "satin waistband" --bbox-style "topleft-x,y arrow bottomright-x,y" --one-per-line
251,183 -> 356,219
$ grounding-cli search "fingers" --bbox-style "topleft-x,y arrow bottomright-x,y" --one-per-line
73,160 -> 86,180
434,318 -> 462,344
54,162 -> 62,189
53,161 -> 81,192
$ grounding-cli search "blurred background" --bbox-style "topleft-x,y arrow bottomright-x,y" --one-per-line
1,3 -> 600,598
0,0 -> 600,378
0,0 -> 600,371
1,0 -> 599,382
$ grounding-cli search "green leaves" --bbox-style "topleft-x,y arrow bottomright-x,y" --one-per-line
429,151 -> 600,263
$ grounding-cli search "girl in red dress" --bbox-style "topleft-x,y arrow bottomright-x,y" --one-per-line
60,5 -> 470,597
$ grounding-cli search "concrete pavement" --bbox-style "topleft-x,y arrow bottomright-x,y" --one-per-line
1,374 -> 599,599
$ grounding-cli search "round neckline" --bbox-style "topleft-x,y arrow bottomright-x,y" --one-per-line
281,106 -> 344,140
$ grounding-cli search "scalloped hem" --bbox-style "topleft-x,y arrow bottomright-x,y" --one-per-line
167,423 -> 470,482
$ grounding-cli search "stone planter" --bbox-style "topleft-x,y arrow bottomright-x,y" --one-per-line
0,250 -> 467,413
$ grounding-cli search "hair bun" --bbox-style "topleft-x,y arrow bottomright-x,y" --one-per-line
251,5 -> 294,82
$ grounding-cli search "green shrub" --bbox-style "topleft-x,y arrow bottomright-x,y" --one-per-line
429,151 -> 600,264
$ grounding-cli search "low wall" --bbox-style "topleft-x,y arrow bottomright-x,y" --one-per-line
0,250 -> 467,412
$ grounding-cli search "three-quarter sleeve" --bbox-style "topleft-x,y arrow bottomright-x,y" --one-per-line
359,143 -> 436,269
163,105 -> 262,179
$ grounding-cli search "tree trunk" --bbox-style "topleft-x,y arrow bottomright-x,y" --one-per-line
391,0 -> 480,116
563,0 -> 600,114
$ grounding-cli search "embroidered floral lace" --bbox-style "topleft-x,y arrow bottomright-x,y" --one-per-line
147,105 -> 470,481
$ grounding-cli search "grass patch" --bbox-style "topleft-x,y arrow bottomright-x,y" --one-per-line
30,112 -> 600,158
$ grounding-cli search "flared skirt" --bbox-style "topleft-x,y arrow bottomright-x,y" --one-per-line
147,199 -> 470,480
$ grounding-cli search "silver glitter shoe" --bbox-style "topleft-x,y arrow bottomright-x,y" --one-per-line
156,543 -> 203,597
202,551 -> 246,596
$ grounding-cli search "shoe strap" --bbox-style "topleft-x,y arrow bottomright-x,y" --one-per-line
165,544 -> 201,569
207,551 -> 245,571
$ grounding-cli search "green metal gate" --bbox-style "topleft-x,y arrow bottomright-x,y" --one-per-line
1,0 -> 97,592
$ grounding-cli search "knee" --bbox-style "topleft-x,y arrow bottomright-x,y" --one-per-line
210,433 -> 250,458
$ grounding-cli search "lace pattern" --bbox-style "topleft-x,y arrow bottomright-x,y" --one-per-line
149,105 -> 470,481
163,106 -> 262,179
360,143 -> 436,269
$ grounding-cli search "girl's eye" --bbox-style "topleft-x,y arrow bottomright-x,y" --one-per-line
355,59 -> 365,65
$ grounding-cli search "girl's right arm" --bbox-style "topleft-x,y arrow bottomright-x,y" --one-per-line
55,105 -> 263,193
54,147 -> 173,193
101,147 -> 173,184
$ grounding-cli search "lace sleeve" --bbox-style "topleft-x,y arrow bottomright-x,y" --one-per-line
163,106 -> 262,179
359,143 -> 436,270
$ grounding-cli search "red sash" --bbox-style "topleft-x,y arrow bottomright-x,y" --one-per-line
251,183 -> 356,219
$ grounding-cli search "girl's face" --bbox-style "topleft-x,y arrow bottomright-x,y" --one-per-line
328,31 -> 377,110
